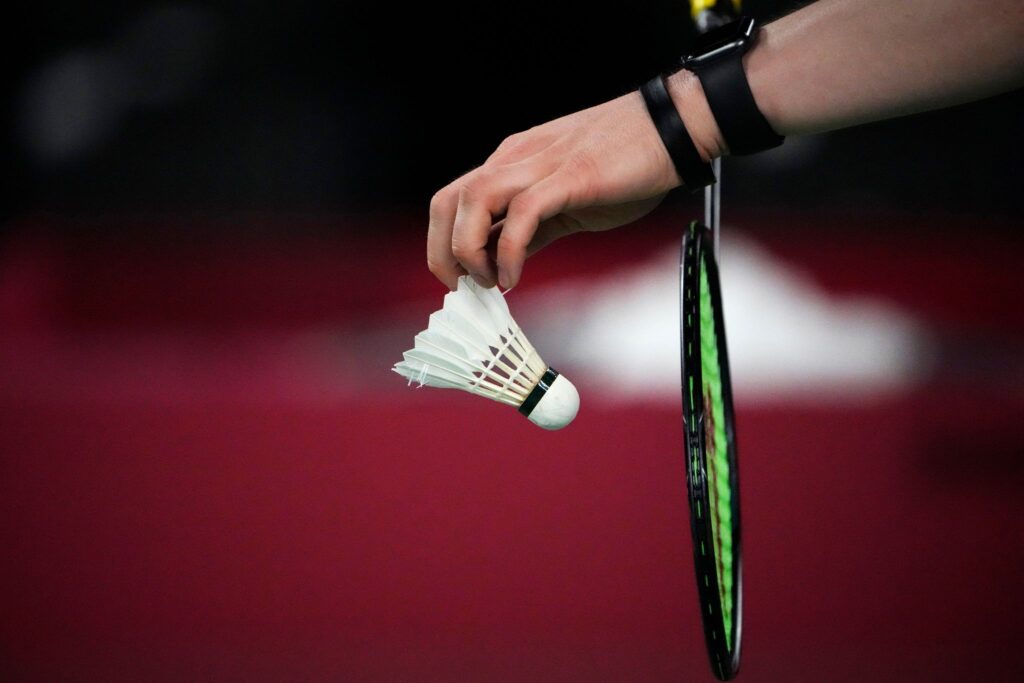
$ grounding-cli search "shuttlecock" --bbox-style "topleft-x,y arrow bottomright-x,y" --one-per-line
394,276 -> 580,430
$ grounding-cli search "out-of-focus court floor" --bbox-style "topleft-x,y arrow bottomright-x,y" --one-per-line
1,210 -> 1022,681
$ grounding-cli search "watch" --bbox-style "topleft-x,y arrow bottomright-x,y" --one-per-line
682,16 -> 784,156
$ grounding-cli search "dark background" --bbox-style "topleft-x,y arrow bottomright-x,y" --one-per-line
9,0 -> 1024,218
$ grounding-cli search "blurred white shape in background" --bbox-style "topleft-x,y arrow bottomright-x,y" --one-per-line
16,3 -> 221,166
521,231 -> 932,404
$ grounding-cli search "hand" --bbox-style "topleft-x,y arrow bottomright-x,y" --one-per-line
426,83 -> 713,290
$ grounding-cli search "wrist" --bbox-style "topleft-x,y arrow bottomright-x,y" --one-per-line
741,24 -> 783,137
664,69 -> 727,161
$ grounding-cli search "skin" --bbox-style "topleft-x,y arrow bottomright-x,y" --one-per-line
427,0 -> 1024,291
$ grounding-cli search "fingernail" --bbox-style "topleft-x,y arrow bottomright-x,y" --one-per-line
497,266 -> 509,289
508,265 -> 521,290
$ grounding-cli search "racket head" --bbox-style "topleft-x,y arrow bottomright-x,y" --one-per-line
680,221 -> 742,680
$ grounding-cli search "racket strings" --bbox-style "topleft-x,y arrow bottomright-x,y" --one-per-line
683,223 -> 741,680
700,256 -> 735,650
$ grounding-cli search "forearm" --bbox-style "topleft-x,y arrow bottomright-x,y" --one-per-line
424,0 -> 1024,290
670,0 -> 1024,156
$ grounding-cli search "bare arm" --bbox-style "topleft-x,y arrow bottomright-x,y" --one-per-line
680,0 -> 1024,153
428,0 -> 1024,290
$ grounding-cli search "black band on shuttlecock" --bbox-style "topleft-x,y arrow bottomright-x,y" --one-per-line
518,368 -> 560,418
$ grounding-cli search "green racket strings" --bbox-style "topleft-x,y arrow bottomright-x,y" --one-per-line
700,255 -> 734,649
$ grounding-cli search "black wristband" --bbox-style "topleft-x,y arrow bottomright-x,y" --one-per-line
685,29 -> 784,155
640,75 -> 716,192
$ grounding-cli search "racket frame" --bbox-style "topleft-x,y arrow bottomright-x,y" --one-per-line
680,220 -> 743,681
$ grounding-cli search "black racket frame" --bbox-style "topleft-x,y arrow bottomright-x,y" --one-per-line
680,220 -> 743,681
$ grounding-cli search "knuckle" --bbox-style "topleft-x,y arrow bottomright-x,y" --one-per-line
457,175 -> 499,210
429,188 -> 451,218
426,255 -> 444,275
457,181 -> 478,204
499,132 -> 525,152
508,191 -> 537,218
450,239 -> 472,261
497,232 -> 526,256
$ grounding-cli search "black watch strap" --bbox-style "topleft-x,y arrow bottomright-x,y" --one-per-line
640,75 -> 716,192
685,30 -> 784,156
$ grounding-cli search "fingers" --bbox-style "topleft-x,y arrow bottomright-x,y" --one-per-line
429,161 -> 551,290
426,186 -> 467,290
497,172 -> 575,289
450,183 -> 501,287
427,91 -> 680,289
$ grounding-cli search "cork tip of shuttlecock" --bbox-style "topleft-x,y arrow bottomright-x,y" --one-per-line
527,373 -> 580,430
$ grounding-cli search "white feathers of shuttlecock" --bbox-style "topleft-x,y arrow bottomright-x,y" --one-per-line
394,276 -> 579,430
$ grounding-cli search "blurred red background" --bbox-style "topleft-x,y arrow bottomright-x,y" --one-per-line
2,209 -> 1022,682
7,2 -> 1024,679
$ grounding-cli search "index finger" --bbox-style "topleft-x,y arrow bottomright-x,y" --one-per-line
426,183 -> 467,290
